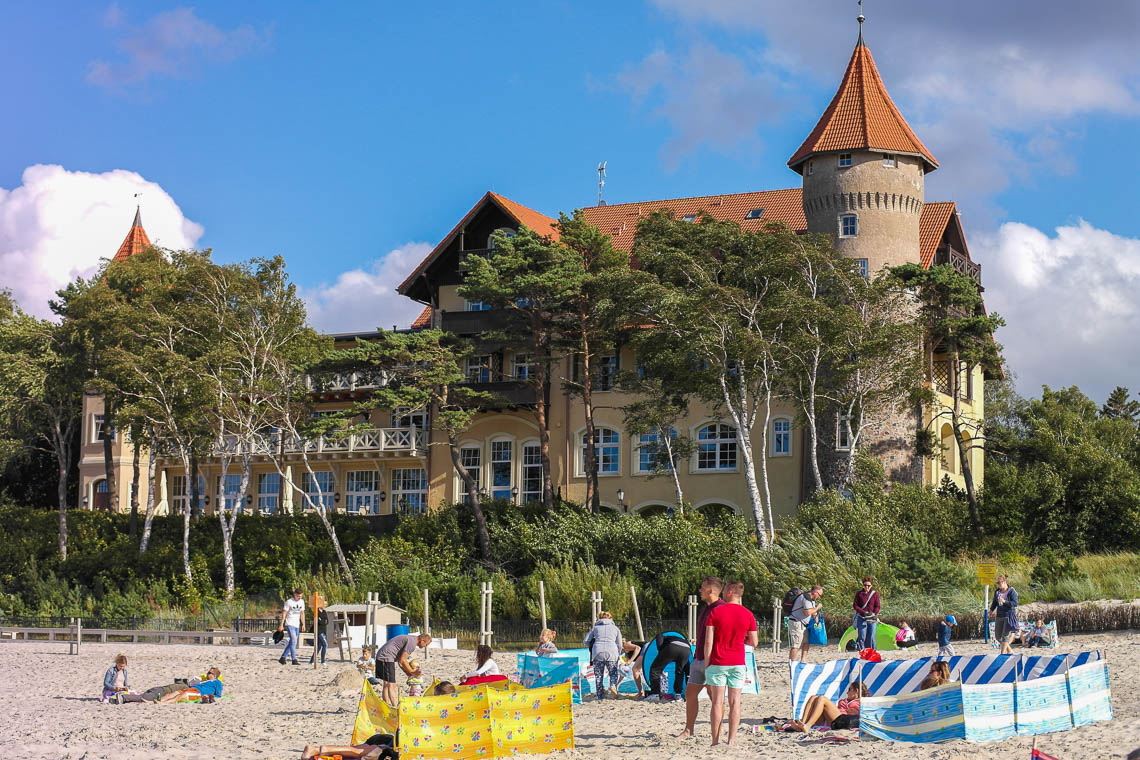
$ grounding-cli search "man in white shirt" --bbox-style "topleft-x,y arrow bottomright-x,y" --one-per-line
277,589 -> 306,665
788,585 -> 823,663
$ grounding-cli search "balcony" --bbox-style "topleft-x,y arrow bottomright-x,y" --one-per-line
461,380 -> 536,407
440,308 -> 519,336
305,371 -> 387,394
935,244 -> 981,282
192,427 -> 428,461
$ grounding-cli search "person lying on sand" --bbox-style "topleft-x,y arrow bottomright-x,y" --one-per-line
787,682 -> 867,732
118,667 -> 223,704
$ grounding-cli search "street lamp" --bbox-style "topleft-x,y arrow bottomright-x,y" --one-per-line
379,491 -> 387,502
82,496 -> 88,510
617,488 -> 625,512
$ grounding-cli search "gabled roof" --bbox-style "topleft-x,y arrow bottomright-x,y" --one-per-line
112,207 -> 152,261
581,188 -> 807,252
397,192 -> 558,295
411,305 -> 432,328
919,202 -> 956,268
788,39 -> 937,173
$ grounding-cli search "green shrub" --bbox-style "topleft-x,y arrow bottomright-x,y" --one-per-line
1031,548 -> 1089,588
888,529 -> 973,593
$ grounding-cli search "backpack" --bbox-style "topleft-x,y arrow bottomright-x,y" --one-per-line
782,588 -> 803,618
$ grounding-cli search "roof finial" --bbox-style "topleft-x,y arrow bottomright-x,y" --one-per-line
132,192 -> 143,227
857,0 -> 865,45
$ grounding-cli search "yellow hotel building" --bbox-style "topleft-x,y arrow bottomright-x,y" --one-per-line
78,30 -> 987,525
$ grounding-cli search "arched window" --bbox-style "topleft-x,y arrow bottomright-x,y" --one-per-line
696,423 -> 737,471
581,428 -> 620,476
770,417 -> 792,457
487,227 -> 516,249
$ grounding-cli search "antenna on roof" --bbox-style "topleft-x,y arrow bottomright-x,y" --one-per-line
597,161 -> 607,206
856,0 -> 865,45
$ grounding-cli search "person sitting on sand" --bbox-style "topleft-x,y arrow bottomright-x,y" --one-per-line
1024,619 -> 1048,648
119,667 -> 223,704
460,644 -> 500,683
895,622 -> 917,648
301,683 -> 456,760
535,629 -> 558,656
928,660 -> 951,683
102,653 -> 130,702
787,682 -> 868,732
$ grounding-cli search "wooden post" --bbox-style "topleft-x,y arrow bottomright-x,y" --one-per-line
364,592 -> 374,648
480,582 -> 487,646
422,588 -> 430,661
983,584 -> 990,643
772,599 -> 782,654
630,586 -> 645,641
686,595 -> 698,642
486,582 -> 494,646
538,580 -> 547,631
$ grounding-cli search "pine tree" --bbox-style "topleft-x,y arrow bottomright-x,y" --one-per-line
1101,386 -> 1140,423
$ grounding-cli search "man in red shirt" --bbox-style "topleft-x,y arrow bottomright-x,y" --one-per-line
677,576 -> 724,740
702,579 -> 758,746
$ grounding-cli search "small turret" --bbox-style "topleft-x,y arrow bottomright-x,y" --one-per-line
112,206 -> 152,261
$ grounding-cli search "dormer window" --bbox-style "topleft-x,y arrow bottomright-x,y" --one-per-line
745,208 -> 765,220
681,214 -> 698,223
882,153 -> 897,168
840,214 -> 858,237
838,154 -> 853,168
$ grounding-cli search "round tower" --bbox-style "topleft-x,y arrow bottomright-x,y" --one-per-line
787,20 -> 937,276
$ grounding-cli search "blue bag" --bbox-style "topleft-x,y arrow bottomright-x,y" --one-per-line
808,615 -> 828,646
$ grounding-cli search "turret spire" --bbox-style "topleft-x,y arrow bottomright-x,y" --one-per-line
857,0 -> 865,46
112,204 -> 152,261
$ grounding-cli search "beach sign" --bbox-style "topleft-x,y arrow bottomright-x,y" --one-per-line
976,562 -> 997,586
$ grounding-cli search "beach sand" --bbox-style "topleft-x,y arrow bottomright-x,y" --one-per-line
0,631 -> 1136,759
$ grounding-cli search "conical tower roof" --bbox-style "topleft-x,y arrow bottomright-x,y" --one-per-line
112,207 -> 152,261
787,37 -> 937,174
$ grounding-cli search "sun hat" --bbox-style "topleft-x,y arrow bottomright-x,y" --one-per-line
272,629 -> 284,644
945,615 -> 957,625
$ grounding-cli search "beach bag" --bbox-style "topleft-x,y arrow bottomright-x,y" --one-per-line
781,588 -> 803,618
858,648 -> 881,662
272,630 -> 284,644
808,615 -> 827,646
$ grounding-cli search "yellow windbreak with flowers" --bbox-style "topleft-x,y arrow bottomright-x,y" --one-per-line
396,682 -> 574,760
352,679 -> 399,745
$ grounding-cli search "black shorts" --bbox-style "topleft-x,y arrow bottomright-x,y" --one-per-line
376,659 -> 397,683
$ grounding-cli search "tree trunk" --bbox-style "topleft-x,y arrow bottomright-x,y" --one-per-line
449,436 -> 491,558
737,426 -> 768,548
662,432 -> 685,514
315,506 -> 354,586
950,351 -> 984,537
180,452 -> 193,581
759,381 -> 775,544
102,400 -> 116,512
128,438 -> 140,541
55,421 -> 68,561
804,357 -> 823,494
218,458 -> 249,597
190,454 -> 201,521
296,458 -> 355,586
535,348 -> 555,514
579,320 -> 600,513
140,435 -> 157,553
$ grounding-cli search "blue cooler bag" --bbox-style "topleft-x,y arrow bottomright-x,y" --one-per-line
808,615 -> 828,646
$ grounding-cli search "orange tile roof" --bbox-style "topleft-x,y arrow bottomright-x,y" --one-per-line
112,207 -> 152,261
919,202 -> 955,268
580,188 -> 808,251
788,41 -> 937,173
411,305 -> 432,328
397,191 -> 559,294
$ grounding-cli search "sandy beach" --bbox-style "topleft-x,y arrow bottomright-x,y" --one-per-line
0,631 -> 1135,760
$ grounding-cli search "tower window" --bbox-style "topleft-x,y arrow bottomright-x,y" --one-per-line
840,214 -> 858,237
882,153 -> 897,168
745,208 -> 765,220
807,161 -> 814,175
838,154 -> 853,168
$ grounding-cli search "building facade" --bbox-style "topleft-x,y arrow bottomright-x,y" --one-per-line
81,29 -> 987,527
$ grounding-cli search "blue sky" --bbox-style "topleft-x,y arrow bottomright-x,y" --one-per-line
2,1 -> 1139,399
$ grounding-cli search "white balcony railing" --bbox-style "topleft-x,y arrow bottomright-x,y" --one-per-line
304,371 -> 389,393
182,427 -> 427,460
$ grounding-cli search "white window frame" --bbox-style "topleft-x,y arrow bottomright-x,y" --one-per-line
771,417 -> 793,457
836,413 -> 853,451
681,213 -> 698,223
465,299 -> 491,312
596,355 -> 618,391
695,422 -> 738,472
635,429 -> 678,475
459,445 -> 482,502
92,413 -> 114,443
345,470 -> 379,515
465,354 -> 492,383
839,213 -> 858,238
487,226 -> 516,249
882,153 -> 897,168
391,467 -> 427,515
257,472 -> 280,515
489,438 -> 513,501
521,442 -> 542,503
218,473 -> 243,513
512,353 -> 535,380
301,470 -> 334,511
745,208 -> 765,220
391,406 -> 428,430
855,258 -> 869,279
579,427 -> 621,477
838,153 -> 853,168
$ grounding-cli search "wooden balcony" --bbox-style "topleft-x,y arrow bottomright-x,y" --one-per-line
440,308 -> 519,336
461,380 -> 536,407
935,244 -> 981,282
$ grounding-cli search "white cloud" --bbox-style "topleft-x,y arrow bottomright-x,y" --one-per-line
0,164 -> 203,318
301,243 -> 433,335
977,220 -> 1140,400
87,6 -> 269,89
